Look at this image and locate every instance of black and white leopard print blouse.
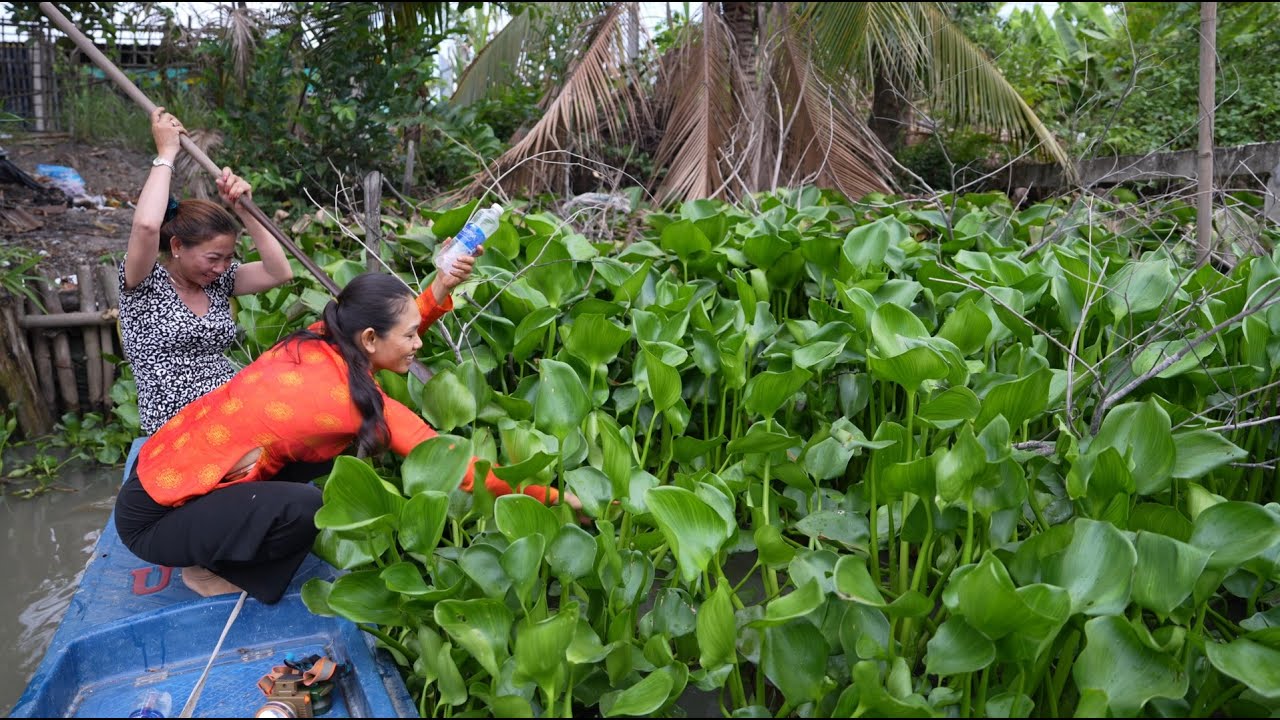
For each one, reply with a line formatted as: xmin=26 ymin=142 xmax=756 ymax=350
xmin=117 ymin=259 xmax=241 ymax=435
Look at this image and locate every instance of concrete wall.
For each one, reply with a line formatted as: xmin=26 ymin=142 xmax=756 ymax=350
xmin=992 ymin=141 xmax=1280 ymax=223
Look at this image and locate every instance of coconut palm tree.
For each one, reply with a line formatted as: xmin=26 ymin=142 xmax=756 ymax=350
xmin=450 ymin=1 xmax=1071 ymax=204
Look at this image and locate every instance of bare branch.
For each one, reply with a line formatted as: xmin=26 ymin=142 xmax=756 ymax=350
xmin=1090 ymin=277 xmax=1280 ymax=434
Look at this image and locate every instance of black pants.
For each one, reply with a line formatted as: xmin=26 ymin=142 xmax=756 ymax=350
xmin=113 ymin=460 xmax=334 ymax=604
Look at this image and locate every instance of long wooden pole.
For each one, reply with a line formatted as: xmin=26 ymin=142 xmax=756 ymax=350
xmin=38 ymin=2 xmax=338 ymax=296
xmin=37 ymin=3 xmax=434 ymax=383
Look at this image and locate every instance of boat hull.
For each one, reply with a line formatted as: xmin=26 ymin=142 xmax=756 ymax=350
xmin=11 ymin=438 xmax=416 ymax=718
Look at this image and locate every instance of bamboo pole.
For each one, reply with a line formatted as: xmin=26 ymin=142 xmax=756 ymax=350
xmin=37 ymin=2 xmax=434 ymax=385
xmin=98 ymin=263 xmax=119 ymax=408
xmin=25 ymin=295 xmax=55 ymax=410
xmin=38 ymin=1 xmax=337 ymax=296
xmin=18 ymin=310 xmax=118 ymax=329
xmin=0 ymin=297 xmax=54 ymax=436
xmin=38 ymin=274 xmax=79 ymax=414
xmin=77 ymin=263 xmax=103 ymax=410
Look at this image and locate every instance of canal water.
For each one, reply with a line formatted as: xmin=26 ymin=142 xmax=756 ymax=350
xmin=0 ymin=459 xmax=119 ymax=716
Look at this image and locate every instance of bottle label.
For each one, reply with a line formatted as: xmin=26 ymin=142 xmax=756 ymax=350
xmin=455 ymin=223 xmax=486 ymax=253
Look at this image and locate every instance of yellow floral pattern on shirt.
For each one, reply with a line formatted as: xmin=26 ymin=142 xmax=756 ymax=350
xmin=155 ymin=468 xmax=182 ymax=489
xmin=205 ymin=425 xmax=231 ymax=446
xmin=198 ymin=464 xmax=222 ymax=486
xmin=136 ymin=291 xmax=462 ymax=507
xmin=266 ymin=402 xmax=295 ymax=421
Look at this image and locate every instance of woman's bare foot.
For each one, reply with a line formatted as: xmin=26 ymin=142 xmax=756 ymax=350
xmin=181 ymin=566 xmax=244 ymax=597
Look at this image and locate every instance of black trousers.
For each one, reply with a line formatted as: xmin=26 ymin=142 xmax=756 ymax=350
xmin=113 ymin=460 xmax=334 ymax=604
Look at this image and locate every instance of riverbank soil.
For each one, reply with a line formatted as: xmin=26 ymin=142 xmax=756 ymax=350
xmin=1 ymin=133 xmax=145 ymax=281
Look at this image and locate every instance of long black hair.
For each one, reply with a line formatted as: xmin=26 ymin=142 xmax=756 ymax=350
xmin=282 ymin=273 xmax=416 ymax=456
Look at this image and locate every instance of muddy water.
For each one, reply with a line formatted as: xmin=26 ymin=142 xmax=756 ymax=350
xmin=0 ymin=460 xmax=119 ymax=716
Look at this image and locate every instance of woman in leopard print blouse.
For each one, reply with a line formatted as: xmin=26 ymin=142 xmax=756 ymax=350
xmin=119 ymin=106 xmax=294 ymax=434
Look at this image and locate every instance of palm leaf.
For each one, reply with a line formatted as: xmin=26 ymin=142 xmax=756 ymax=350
xmin=457 ymin=2 xmax=644 ymax=198
xmin=451 ymin=3 xmax=609 ymax=108
xmin=800 ymin=2 xmax=1072 ymax=170
xmin=451 ymin=8 xmax=535 ymax=107
xmin=651 ymin=3 xmax=738 ymax=203
xmin=921 ymin=4 xmax=1073 ymax=172
xmin=800 ymin=1 xmax=926 ymax=92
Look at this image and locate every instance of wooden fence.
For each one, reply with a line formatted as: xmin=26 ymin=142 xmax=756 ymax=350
xmin=0 ymin=262 xmax=120 ymax=437
xmin=1 ymin=13 xmax=170 ymax=133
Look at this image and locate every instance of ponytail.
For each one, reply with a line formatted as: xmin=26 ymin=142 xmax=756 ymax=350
xmin=280 ymin=273 xmax=415 ymax=456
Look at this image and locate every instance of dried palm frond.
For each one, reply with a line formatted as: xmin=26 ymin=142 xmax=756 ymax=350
xmin=222 ymin=4 xmax=260 ymax=92
xmin=174 ymin=128 xmax=224 ymax=201
xmin=456 ymin=3 xmax=645 ymax=199
xmin=772 ymin=8 xmax=893 ymax=199
xmin=651 ymin=3 xmax=740 ymax=204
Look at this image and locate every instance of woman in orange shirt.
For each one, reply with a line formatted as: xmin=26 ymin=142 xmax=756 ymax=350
xmin=113 ymin=250 xmax=562 ymax=603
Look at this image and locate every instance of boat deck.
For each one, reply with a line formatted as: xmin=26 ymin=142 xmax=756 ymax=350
xmin=11 ymin=439 xmax=416 ymax=718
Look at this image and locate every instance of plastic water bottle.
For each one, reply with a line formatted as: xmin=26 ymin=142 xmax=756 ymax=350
xmin=128 ymin=689 xmax=172 ymax=718
xmin=434 ymin=203 xmax=502 ymax=274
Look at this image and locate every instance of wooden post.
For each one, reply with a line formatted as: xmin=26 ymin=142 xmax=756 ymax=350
xmin=78 ymin=264 xmax=103 ymax=410
xmin=364 ymin=171 xmax=383 ymax=272
xmin=1264 ymin=160 xmax=1280 ymax=225
xmin=1195 ymin=2 xmax=1217 ymax=267
xmin=39 ymin=274 xmax=79 ymax=414
xmin=30 ymin=26 xmax=47 ymax=132
xmin=402 ymin=137 xmax=416 ymax=196
xmin=98 ymin=263 xmax=119 ymax=408
xmin=25 ymin=295 xmax=55 ymax=410
xmin=0 ymin=296 xmax=54 ymax=436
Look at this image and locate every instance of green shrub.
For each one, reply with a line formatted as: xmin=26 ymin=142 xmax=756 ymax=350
xmin=895 ymin=130 xmax=1000 ymax=192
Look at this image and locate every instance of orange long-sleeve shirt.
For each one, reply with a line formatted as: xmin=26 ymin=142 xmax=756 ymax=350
xmin=136 ymin=288 xmax=556 ymax=507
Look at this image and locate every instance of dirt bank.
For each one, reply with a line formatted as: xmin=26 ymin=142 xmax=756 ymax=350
xmin=1 ymin=133 xmax=147 ymax=282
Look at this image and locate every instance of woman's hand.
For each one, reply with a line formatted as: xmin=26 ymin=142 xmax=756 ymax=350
xmin=150 ymin=106 xmax=184 ymax=159
xmin=216 ymin=168 xmax=252 ymax=208
xmin=563 ymin=491 xmax=594 ymax=526
xmin=433 ymin=238 xmax=484 ymax=292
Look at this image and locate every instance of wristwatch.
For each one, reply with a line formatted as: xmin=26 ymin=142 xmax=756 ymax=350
xmin=152 ymin=156 xmax=175 ymax=171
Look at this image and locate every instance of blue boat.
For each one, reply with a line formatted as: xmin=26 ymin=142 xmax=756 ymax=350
xmin=11 ymin=438 xmax=416 ymax=718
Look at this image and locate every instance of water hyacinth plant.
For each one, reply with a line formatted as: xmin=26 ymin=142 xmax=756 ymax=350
xmin=254 ymin=187 xmax=1280 ymax=718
